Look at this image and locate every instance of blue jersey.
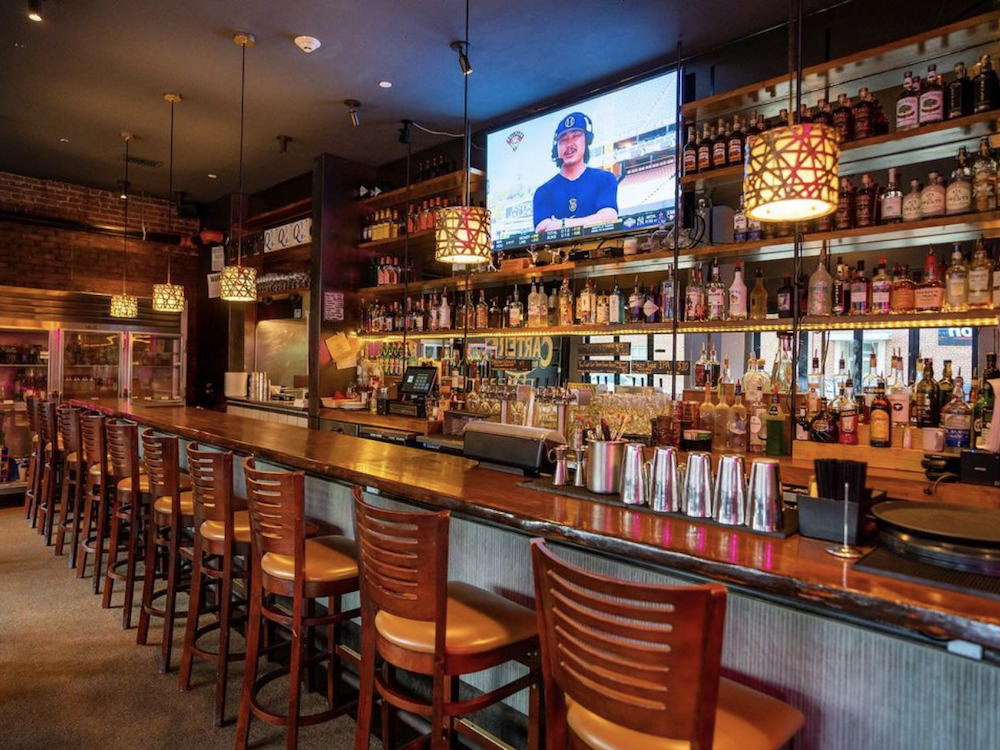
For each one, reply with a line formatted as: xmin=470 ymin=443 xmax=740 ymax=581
xmin=532 ymin=167 xmax=618 ymax=229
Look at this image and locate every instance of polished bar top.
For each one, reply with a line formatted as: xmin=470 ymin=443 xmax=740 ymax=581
xmin=78 ymin=399 xmax=1000 ymax=650
xmin=316 ymin=408 xmax=431 ymax=435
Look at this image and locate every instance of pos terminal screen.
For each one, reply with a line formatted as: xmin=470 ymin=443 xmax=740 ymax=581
xmin=399 ymin=366 xmax=437 ymax=396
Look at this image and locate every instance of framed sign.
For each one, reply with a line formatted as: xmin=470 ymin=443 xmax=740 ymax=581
xmin=323 ymin=291 xmax=344 ymax=322
xmin=578 ymin=342 xmax=631 ymax=356
xmin=577 ymin=359 xmax=632 ymax=374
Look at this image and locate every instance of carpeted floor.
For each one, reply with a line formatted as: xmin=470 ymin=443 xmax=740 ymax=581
xmin=0 ymin=504 xmax=369 ymax=750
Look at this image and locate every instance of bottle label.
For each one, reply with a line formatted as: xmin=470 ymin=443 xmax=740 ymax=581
xmin=944 ymin=415 xmax=972 ymax=448
xmin=595 ymin=305 xmax=609 ymax=325
xmin=896 ymin=95 xmax=919 ymax=129
xmin=807 ymin=280 xmax=830 ymax=315
xmin=683 ymin=150 xmax=697 ymax=174
xmin=888 ymin=392 xmax=911 ymax=423
xmin=892 ymin=287 xmax=915 ymax=311
xmin=509 ymin=308 xmax=521 ymax=327
xmin=642 ymin=298 xmax=659 ymax=319
xmin=839 ymin=410 xmax=858 ymax=443
xmin=713 ymin=141 xmax=727 ymax=166
xmin=947 ymin=276 xmax=968 ymax=304
xmin=946 ymin=181 xmax=972 ymax=214
xmin=920 ymin=187 xmax=945 ymax=217
xmin=902 ymin=193 xmax=922 ymax=222
xmin=698 ymin=148 xmax=711 ymax=172
xmin=707 ymin=289 xmax=726 ymax=319
xmin=777 ymin=291 xmax=791 ymax=312
xmin=914 ymin=286 xmax=944 ymax=310
xmin=870 ymin=410 xmax=891 ymax=442
xmin=882 ymin=195 xmax=902 ymax=220
xmin=608 ymin=299 xmax=621 ymax=324
xmin=969 ymin=268 xmax=991 ymax=304
xmin=750 ymin=414 xmax=764 ymax=442
xmin=872 ymin=287 xmax=890 ymax=313
xmin=851 ymin=283 xmax=869 ymax=313
xmin=729 ymin=290 xmax=747 ymax=317
xmin=919 ymin=91 xmax=945 ymax=123
xmin=973 ymin=171 xmax=997 ymax=212
xmin=728 ymin=139 xmax=743 ymax=164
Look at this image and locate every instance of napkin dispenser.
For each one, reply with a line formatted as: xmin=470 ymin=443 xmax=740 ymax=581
xmin=463 ymin=422 xmax=565 ymax=476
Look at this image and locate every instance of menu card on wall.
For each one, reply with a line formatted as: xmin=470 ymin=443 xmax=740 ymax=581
xmin=323 ymin=291 xmax=344 ymax=322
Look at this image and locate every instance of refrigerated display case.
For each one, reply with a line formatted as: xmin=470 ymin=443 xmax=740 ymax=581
xmin=60 ymin=330 xmax=122 ymax=400
xmin=0 ymin=328 xmax=50 ymax=403
xmin=128 ymin=333 xmax=183 ymax=402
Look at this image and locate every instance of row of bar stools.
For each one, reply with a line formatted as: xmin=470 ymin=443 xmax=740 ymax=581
xmin=137 ymin=429 xmax=195 ymax=673
xmin=350 ymin=487 xmax=540 ymax=750
xmin=179 ymin=443 xmax=251 ymax=727
xmin=236 ymin=458 xmax=360 ymax=750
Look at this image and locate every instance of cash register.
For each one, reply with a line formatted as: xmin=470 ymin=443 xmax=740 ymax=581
xmin=378 ymin=365 xmax=437 ymax=418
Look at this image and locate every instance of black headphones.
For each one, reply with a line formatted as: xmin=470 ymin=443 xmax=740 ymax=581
xmin=551 ymin=112 xmax=594 ymax=165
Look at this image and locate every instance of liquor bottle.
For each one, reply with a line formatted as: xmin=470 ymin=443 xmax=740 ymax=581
xmin=576 ymin=280 xmax=591 ymax=324
xmin=743 ymin=352 xmax=766 ymax=406
xmin=832 ymin=92 xmax=855 ymax=141
xmin=902 ymin=178 xmax=923 ymax=222
xmin=660 ymin=266 xmax=676 ymax=321
xmin=853 ymin=87 xmax=875 ymax=139
xmin=540 ymin=286 xmax=552 ymax=328
xmin=809 ymin=398 xmax=839 ymax=443
xmin=948 ymin=62 xmax=974 ymax=118
xmin=771 ymin=333 xmax=793 ymax=394
xmin=548 ymin=286 xmax=559 ymax=326
xmin=594 ymin=290 xmax=609 ymax=325
xmin=728 ymin=260 xmax=748 ymax=319
xmin=888 ymin=356 xmax=911 ymax=426
xmin=699 ymin=382 xmax=716 ymax=440
xmin=712 ymin=119 xmax=729 ymax=170
xmin=746 ymin=204 xmax=763 ymax=241
xmin=807 ymin=351 xmax=822 ymax=415
xmin=914 ymin=359 xmax=941 ymax=428
xmin=685 ymin=266 xmax=706 ymax=322
xmin=890 ymin=262 xmax=916 ymax=313
xmin=915 ymin=250 xmax=945 ymax=312
xmin=749 ymin=268 xmax=768 ymax=318
xmin=748 ymin=389 xmax=768 ymax=455
xmin=643 ymin=285 xmax=660 ymax=324
xmin=727 ymin=116 xmax=746 ymax=167
xmin=945 ymin=244 xmax=969 ymax=312
xmin=726 ymin=380 xmax=748 ymax=451
xmin=488 ymin=296 xmax=502 ymax=328
xmin=812 ymin=99 xmax=833 ymax=127
xmin=862 ymin=350 xmax=880 ymax=408
xmin=795 ymin=403 xmax=811 ymax=442
xmin=919 ymin=64 xmax=945 ymax=125
xmin=947 ymin=147 xmax=974 ymax=215
xmin=526 ymin=282 xmax=539 ymax=328
xmin=896 ymin=71 xmax=919 ymax=131
xmin=831 ymin=257 xmax=847 ymax=315
xmin=776 ymin=273 xmax=794 ymax=319
xmin=508 ymin=285 xmax=523 ymax=328
xmin=838 ymin=378 xmax=859 ymax=445
xmin=438 ymin=291 xmax=452 ymax=329
xmin=870 ymin=256 xmax=892 ymax=315
xmin=713 ymin=383 xmax=731 ymax=451
xmin=972 ymin=137 xmax=998 ymax=212
xmin=706 ymin=260 xmax=726 ymax=321
xmin=720 ymin=355 xmax=733 ymax=385
xmin=697 ymin=123 xmax=713 ymax=172
xmin=855 ymin=174 xmax=880 ymax=227
xmin=807 ymin=249 xmax=833 ymax=316
xmin=968 ymin=238 xmax=993 ymax=308
xmin=734 ymin=196 xmax=748 ymax=243
xmin=628 ymin=276 xmax=643 ymax=323
xmin=921 ymin=171 xmax=946 ymax=218
xmin=683 ymin=125 xmax=698 ymax=175
xmin=973 ymin=54 xmax=1000 ymax=113
xmin=694 ymin=343 xmax=708 ymax=388
xmin=850 ymin=261 xmax=869 ymax=315
xmin=881 ymin=167 xmax=903 ymax=223
xmin=608 ymin=277 xmax=625 ymax=324
xmin=870 ymin=378 xmax=892 ymax=448
xmin=941 ymin=384 xmax=973 ymax=449
xmin=559 ymin=276 xmax=574 ymax=326
xmin=974 ymin=353 xmax=998 ymax=448
xmin=938 ymin=359 xmax=955 ymax=414
xmin=835 ymin=176 xmax=856 ymax=230
xmin=707 ymin=344 xmax=721 ymax=387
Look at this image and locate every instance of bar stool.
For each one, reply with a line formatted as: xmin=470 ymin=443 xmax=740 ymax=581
xmin=54 ymin=406 xmax=86 ymax=566
xmin=529 ymin=539 xmax=805 ymax=750
xmin=136 ymin=429 xmax=195 ymax=672
xmin=236 ymin=458 xmax=360 ymax=750
xmin=352 ymin=487 xmax=540 ymax=750
xmin=36 ymin=400 xmax=64 ymax=545
xmin=22 ymin=395 xmax=40 ymax=524
xmin=178 ymin=443 xmax=251 ymax=726
xmin=75 ymin=413 xmax=112 ymax=593
xmin=102 ymin=420 xmax=151 ymax=629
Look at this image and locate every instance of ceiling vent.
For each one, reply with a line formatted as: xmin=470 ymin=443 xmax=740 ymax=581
xmin=121 ymin=153 xmax=162 ymax=168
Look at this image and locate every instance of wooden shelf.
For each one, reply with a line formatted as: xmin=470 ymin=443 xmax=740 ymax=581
xmin=681 ymin=11 xmax=1000 ymax=122
xmin=358 ymin=229 xmax=435 ymax=251
xmin=800 ymin=309 xmax=998 ymax=331
xmin=680 ymin=110 xmax=1000 ymax=191
xmin=359 ymin=261 xmax=577 ymax=297
xmin=242 ymin=198 xmax=311 ymax=233
xmin=259 ymin=245 xmax=311 ymax=269
xmin=359 ymin=169 xmax=485 ymax=211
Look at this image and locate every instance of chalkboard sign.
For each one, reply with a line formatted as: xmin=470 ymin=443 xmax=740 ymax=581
xmin=630 ymin=360 xmax=691 ymax=375
xmin=577 ymin=359 xmax=632 ymax=374
xmin=578 ymin=342 xmax=632 ymax=356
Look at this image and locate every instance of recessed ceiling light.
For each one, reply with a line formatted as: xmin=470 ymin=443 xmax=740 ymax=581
xmin=207 ymin=173 xmax=218 ymax=179
xmin=378 ymin=80 xmax=393 ymax=89
xmin=59 ymin=137 xmax=69 ymax=143
xmin=27 ymin=0 xmax=42 ymax=22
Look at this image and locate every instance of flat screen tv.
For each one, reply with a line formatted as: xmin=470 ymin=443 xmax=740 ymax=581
xmin=486 ymin=69 xmax=677 ymax=252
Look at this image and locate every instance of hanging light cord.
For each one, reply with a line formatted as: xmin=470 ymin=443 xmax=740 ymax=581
xmin=122 ymin=137 xmax=129 ymax=295
xmin=462 ymin=0 xmax=471 ymax=207
xmin=237 ymin=38 xmax=247 ymax=266
xmin=166 ymin=99 xmax=174 ymax=284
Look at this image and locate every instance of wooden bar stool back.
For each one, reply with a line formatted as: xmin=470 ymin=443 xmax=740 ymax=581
xmin=236 ymin=457 xmax=360 ymax=750
xmin=36 ymin=400 xmax=63 ymax=544
xmin=136 ymin=429 xmax=195 ymax=673
xmin=102 ymin=419 xmax=147 ymax=629
xmin=76 ymin=413 xmax=111 ymax=593
xmin=179 ymin=443 xmax=251 ymax=726
xmin=22 ymin=395 xmax=41 ymax=523
xmin=352 ymin=487 xmax=540 ymax=750
xmin=530 ymin=539 xmax=804 ymax=750
xmin=54 ymin=406 xmax=85 ymax=564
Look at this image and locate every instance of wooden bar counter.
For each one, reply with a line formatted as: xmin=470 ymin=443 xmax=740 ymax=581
xmin=73 ymin=399 xmax=1000 ymax=748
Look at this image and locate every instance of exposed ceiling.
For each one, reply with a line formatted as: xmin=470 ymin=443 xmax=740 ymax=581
xmin=0 ymin=0 xmax=843 ymax=204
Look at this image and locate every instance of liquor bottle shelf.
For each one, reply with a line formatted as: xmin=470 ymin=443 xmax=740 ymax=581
xmin=680 ymin=110 xmax=1000 ymax=191
xmin=357 ymin=228 xmax=435 ymax=251
xmin=356 ymin=309 xmax=997 ymax=341
xmin=680 ymin=11 xmax=1000 ymax=122
xmin=358 ymin=169 xmax=485 ymax=211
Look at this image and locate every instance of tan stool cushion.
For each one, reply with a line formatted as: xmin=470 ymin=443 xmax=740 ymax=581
xmin=261 ymin=535 xmax=358 ymax=583
xmin=116 ymin=472 xmax=192 ymax=494
xmin=565 ymin=678 xmax=805 ymax=750
xmin=200 ymin=510 xmax=251 ymax=543
xmin=152 ymin=491 xmax=195 ymax=517
xmin=375 ymin=581 xmax=538 ymax=657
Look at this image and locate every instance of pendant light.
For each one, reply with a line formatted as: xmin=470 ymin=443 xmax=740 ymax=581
xmin=220 ymin=32 xmax=258 ymax=302
xmin=434 ymin=0 xmax=491 ymax=265
xmin=152 ymin=93 xmax=186 ymax=312
xmin=110 ymin=132 xmax=138 ymax=318
xmin=742 ymin=0 xmax=839 ymax=223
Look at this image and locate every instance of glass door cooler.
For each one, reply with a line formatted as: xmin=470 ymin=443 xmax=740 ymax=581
xmin=127 ymin=332 xmax=184 ymax=402
xmin=59 ymin=330 xmax=123 ymax=400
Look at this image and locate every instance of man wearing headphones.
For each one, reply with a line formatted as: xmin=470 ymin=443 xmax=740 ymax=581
xmin=533 ymin=112 xmax=619 ymax=234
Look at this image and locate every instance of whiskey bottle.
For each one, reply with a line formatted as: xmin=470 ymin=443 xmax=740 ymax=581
xmin=947 ymin=62 xmax=973 ymax=119
xmin=850 ymin=261 xmax=870 ymax=315
xmin=870 ymin=256 xmax=892 ymax=315
xmin=974 ymin=353 xmax=998 ymax=448
xmin=944 ymin=244 xmax=969 ymax=312
xmin=938 ymin=359 xmax=955 ymax=414
xmin=941 ymin=384 xmax=972 ymax=449
xmin=902 ymin=178 xmax=923 ymax=222
xmin=838 ymin=378 xmax=859 ymax=445
xmin=713 ymin=382 xmax=731 ymax=451
xmin=488 ymin=296 xmax=502 ymax=329
xmin=809 ymin=398 xmax=839 ymax=443
xmin=896 ymin=71 xmax=919 ymax=131
xmin=683 ymin=126 xmax=698 ymax=175
xmin=835 ymin=176 xmax=856 ymax=230
xmin=914 ymin=250 xmax=945 ymax=312
xmin=707 ymin=344 xmax=721 ymax=387
xmin=972 ymin=137 xmax=998 ymax=212
xmin=947 ymin=147 xmax=974 ymax=215
xmin=973 ymin=54 xmax=1000 ymax=113
xmin=727 ymin=116 xmax=746 ymax=166
xmin=890 ymin=262 xmax=916 ymax=313
xmin=914 ymin=359 xmax=941 ymax=428
xmin=869 ymin=378 xmax=892 ymax=448
xmin=881 ymin=168 xmax=903 ymax=223
xmin=476 ymin=290 xmax=489 ymax=329
xmin=968 ymin=238 xmax=993 ymax=309
xmin=918 ymin=64 xmax=945 ymax=125
xmin=807 ymin=249 xmax=833 ymax=316
xmin=694 ymin=343 xmax=708 ymax=388
xmin=853 ymin=87 xmax=876 ymax=139
xmin=776 ymin=272 xmax=794 ymax=319
xmin=855 ymin=173 xmax=880 ymax=227
xmin=832 ymin=92 xmax=855 ymax=141
xmin=750 ymin=268 xmax=768 ymax=319
xmin=920 ymin=171 xmax=946 ymax=218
